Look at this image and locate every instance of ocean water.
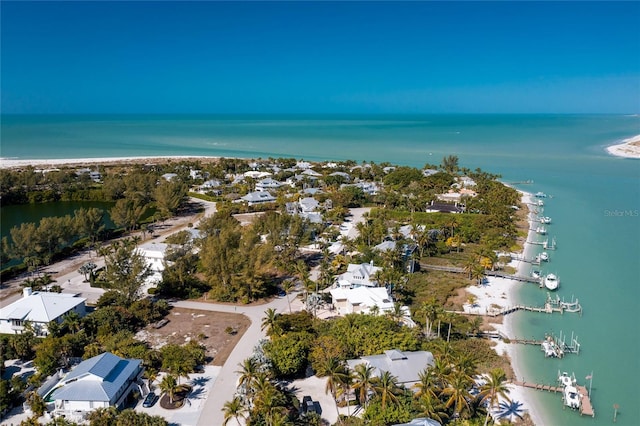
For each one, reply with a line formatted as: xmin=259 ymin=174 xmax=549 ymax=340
xmin=2 ymin=114 xmax=639 ymax=425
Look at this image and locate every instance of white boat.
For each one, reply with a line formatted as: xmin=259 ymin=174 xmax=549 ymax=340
xmin=536 ymin=226 xmax=547 ymax=235
xmin=541 ymin=339 xmax=558 ymax=357
xmin=539 ymin=252 xmax=549 ymax=262
xmin=563 ymin=384 xmax=581 ymax=410
xmin=544 ymin=273 xmax=560 ymax=290
xmin=558 ymin=371 xmax=576 ymax=387
xmin=537 ymin=199 xmax=545 ymax=206
xmin=535 ymin=192 xmax=547 ymax=198
xmin=531 ymin=270 xmax=541 ymax=279
xmin=539 ymin=216 xmax=552 ymax=224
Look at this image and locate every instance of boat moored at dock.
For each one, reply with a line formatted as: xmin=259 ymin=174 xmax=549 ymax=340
xmin=544 ymin=273 xmax=560 ymax=290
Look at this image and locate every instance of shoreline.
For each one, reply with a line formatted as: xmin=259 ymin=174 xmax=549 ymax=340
xmin=606 ymin=134 xmax=640 ymax=159
xmin=460 ymin=191 xmax=545 ymax=425
xmin=2 ymin=154 xmax=546 ymax=423
xmin=0 ymin=156 xmax=224 ymax=169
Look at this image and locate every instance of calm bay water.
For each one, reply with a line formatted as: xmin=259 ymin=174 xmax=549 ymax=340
xmin=1 ymin=114 xmax=639 ymax=425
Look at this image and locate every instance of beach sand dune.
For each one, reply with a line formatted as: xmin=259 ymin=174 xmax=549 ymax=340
xmin=606 ymin=134 xmax=640 ymax=159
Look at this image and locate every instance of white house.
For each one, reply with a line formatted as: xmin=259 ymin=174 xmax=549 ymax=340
xmin=347 ymin=350 xmax=435 ymax=389
xmin=50 ymin=352 xmax=144 ymax=421
xmin=329 ymin=286 xmax=394 ymax=316
xmin=161 ymin=173 xmax=178 ymax=181
xmin=0 ymin=289 xmax=86 ymax=336
xmin=136 ymin=242 xmax=169 ymax=285
xmin=334 ymin=262 xmax=382 ymax=288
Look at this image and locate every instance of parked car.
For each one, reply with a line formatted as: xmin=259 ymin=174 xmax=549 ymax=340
xmin=301 ymin=395 xmax=321 ymax=415
xmin=142 ymin=391 xmax=158 ymax=408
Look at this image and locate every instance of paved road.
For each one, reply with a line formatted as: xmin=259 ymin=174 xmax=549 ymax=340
xmin=173 ymin=294 xmax=297 ymax=426
xmin=1 ymin=198 xmax=217 ymax=307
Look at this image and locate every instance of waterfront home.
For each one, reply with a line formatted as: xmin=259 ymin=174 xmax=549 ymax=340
xmin=334 ymin=262 xmax=382 ymax=288
xmin=49 ymin=352 xmax=145 ymax=422
xmin=329 ymin=286 xmax=394 ymax=315
xmin=347 ymin=350 xmax=435 ymax=390
xmin=0 ymin=289 xmax=86 ymax=336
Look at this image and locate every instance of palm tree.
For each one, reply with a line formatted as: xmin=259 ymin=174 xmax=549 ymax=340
xmin=160 ymin=374 xmax=178 ymax=404
xmin=338 ymin=369 xmax=354 ymax=418
xmin=372 ymin=371 xmax=400 ymax=409
xmin=62 ymin=311 xmax=82 ymax=334
xmin=418 ymin=392 xmax=449 ymax=425
xmin=261 ymin=308 xmax=280 ymax=336
xmin=352 ymin=363 xmax=376 ymax=409
xmin=442 ymin=371 xmax=472 ymax=419
xmin=414 ymin=368 xmax=440 ymax=401
xmin=419 ymin=297 xmax=443 ymax=338
xmin=478 ymin=368 xmax=511 ymax=426
xmin=386 ymin=302 xmax=405 ymax=324
xmin=282 ymin=279 xmax=295 ymax=313
xmin=236 ymin=358 xmax=259 ymax=397
xmin=454 ymin=352 xmax=478 ymax=383
xmin=223 ymin=396 xmax=247 ymax=426
xmin=145 ymin=368 xmax=159 ymax=391
xmin=322 ymin=357 xmax=347 ymax=423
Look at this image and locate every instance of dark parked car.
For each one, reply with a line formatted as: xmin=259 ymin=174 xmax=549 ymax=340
xmin=142 ymin=391 xmax=158 ymax=408
xmin=301 ymin=395 xmax=321 ymax=415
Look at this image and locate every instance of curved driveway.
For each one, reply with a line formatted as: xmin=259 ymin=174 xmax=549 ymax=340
xmin=173 ymin=294 xmax=297 ymax=426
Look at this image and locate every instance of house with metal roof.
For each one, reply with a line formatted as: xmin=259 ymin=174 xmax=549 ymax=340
xmin=0 ymin=289 xmax=86 ymax=336
xmin=334 ymin=262 xmax=382 ymax=288
xmin=239 ymin=191 xmax=277 ymax=205
xmin=50 ymin=352 xmax=144 ymax=420
xmin=329 ymin=286 xmax=394 ymax=316
xmin=347 ymin=349 xmax=435 ymax=389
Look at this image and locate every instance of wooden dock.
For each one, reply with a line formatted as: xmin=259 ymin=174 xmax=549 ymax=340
xmin=576 ymin=385 xmax=595 ymax=417
xmin=511 ymin=380 xmax=562 ymax=393
xmin=420 ymin=264 xmax=542 ymax=284
xmin=511 ymin=381 xmax=595 ymax=418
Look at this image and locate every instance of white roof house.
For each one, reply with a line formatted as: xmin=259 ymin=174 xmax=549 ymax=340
xmin=161 ymin=173 xmax=178 ymax=181
xmin=0 ymin=289 xmax=86 ymax=336
xmin=347 ymin=350 xmax=435 ymax=389
xmin=329 ymin=286 xmax=395 ymax=316
xmin=137 ymin=242 xmax=169 ymax=286
xmin=335 ymin=262 xmax=382 ymax=288
xmin=50 ymin=352 xmax=144 ymax=421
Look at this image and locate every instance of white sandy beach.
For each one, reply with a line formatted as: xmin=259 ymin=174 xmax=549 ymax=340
xmin=460 ymin=192 xmax=545 ymax=425
xmin=606 ymin=134 xmax=640 ymax=159
xmin=0 ymin=156 xmax=221 ymax=169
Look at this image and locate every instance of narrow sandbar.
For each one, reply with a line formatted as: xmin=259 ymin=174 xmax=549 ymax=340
xmin=606 ymin=134 xmax=640 ymax=159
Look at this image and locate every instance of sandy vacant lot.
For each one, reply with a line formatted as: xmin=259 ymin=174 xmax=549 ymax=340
xmin=137 ymin=307 xmax=251 ymax=366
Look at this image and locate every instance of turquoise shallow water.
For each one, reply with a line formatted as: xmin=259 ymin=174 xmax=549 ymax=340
xmin=2 ymin=114 xmax=639 ymax=425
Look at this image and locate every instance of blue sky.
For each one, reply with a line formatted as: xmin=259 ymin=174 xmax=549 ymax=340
xmin=2 ymin=1 xmax=639 ymax=114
